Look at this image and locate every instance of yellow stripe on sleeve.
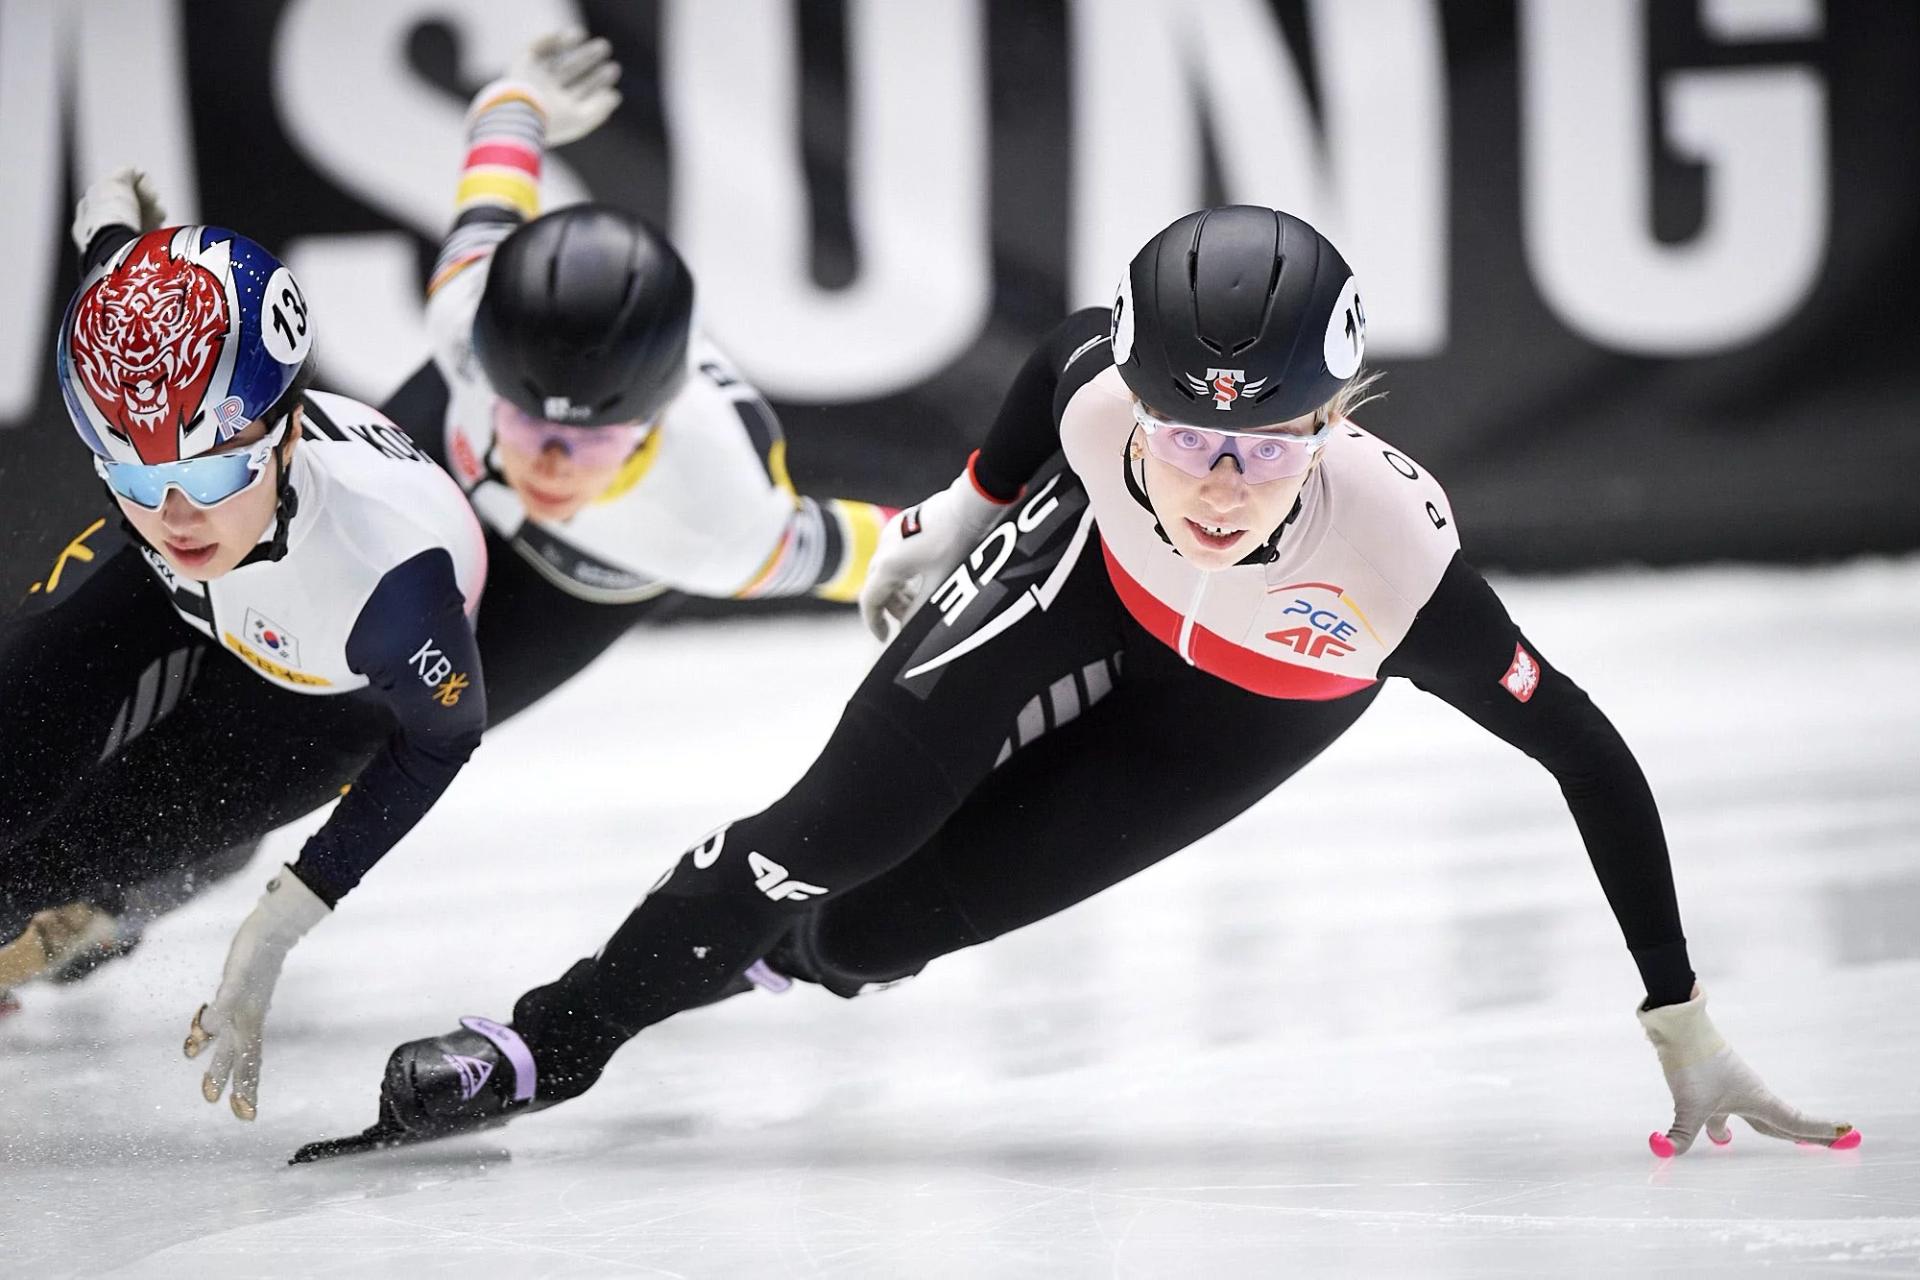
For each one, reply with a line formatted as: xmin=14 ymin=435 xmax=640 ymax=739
xmin=455 ymin=170 xmax=540 ymax=219
xmin=813 ymin=499 xmax=888 ymax=603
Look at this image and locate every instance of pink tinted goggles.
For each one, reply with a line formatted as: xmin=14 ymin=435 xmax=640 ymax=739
xmin=1133 ymin=401 xmax=1330 ymax=484
xmin=492 ymin=400 xmax=651 ymax=468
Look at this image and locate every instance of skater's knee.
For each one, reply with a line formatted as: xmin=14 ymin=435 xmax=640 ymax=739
xmin=766 ymin=886 xmax=986 ymax=1001
xmin=765 ymin=918 xmax=926 ymax=1000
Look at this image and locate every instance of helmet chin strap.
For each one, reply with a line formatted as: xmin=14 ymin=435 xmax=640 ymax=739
xmin=262 ymin=440 xmax=300 ymax=563
xmin=234 ymin=417 xmax=302 ymax=568
xmin=1122 ymin=436 xmax=1301 ymax=566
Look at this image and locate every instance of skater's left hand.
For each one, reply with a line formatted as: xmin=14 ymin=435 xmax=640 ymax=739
xmin=183 ymin=868 xmax=329 ymax=1121
xmin=71 ymin=166 xmax=166 ymax=255
xmin=502 ymin=29 xmax=622 ymax=145
xmin=1638 ymin=985 xmax=1859 ymax=1157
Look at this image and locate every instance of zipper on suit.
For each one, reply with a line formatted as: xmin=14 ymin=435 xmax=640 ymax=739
xmin=1175 ymin=573 xmax=1208 ymax=664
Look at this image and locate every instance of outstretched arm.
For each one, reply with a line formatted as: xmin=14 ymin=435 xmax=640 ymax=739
xmin=183 ymin=551 xmax=486 ymax=1122
xmin=971 ymin=306 xmax=1113 ymax=500
xmin=1381 ymin=554 xmax=1692 ymax=1004
xmin=291 ymin=549 xmax=488 ymax=904
xmin=733 ymin=494 xmax=896 ymax=603
xmin=424 ymin=31 xmax=622 ymax=379
xmin=1384 ymin=554 xmax=1856 ymax=1156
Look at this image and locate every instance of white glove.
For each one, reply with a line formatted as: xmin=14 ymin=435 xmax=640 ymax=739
xmin=1638 ymin=986 xmax=1858 ymax=1156
xmin=500 ymin=29 xmax=622 ymax=146
xmin=183 ymin=867 xmax=329 ymax=1121
xmin=858 ymin=463 xmax=1016 ymax=641
xmin=71 ymin=166 xmax=166 ymax=255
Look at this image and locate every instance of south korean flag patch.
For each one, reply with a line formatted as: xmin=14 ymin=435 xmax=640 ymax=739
xmin=244 ymin=608 xmax=301 ymax=669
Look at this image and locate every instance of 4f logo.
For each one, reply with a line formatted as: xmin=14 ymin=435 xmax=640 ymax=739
xmin=1183 ymin=368 xmax=1268 ymax=411
xmin=747 ymin=851 xmax=826 ymax=902
xmin=434 ymin=672 xmax=470 ymax=707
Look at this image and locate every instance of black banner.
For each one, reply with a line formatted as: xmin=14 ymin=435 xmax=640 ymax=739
xmin=4 ymin=0 xmax=1916 ymax=608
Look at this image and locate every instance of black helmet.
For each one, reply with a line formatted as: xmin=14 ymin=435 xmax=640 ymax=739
xmin=473 ymin=204 xmax=695 ymax=426
xmin=1111 ymin=205 xmax=1364 ymax=428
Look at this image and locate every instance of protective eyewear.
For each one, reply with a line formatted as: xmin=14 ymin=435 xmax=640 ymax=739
xmin=1133 ymin=401 xmax=1330 ymax=484
xmin=95 ymin=417 xmax=289 ymax=510
xmin=492 ymin=400 xmax=651 ymax=468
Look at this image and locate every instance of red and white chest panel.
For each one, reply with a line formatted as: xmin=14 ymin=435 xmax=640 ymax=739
xmin=1060 ymin=368 xmax=1460 ymax=700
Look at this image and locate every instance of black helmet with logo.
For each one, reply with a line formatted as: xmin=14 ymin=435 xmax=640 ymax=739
xmin=1111 ymin=205 xmax=1364 ymax=428
xmin=472 ymin=204 xmax=695 ymax=427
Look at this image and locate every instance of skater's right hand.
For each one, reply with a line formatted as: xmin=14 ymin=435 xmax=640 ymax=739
xmin=71 ymin=166 xmax=166 ymax=255
xmin=859 ymin=456 xmax=1017 ymax=641
xmin=501 ymin=29 xmax=623 ymax=146
xmin=1638 ymin=986 xmax=1859 ymax=1157
xmin=183 ymin=868 xmax=329 ymax=1121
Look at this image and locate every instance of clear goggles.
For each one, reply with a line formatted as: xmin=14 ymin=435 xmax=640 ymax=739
xmin=492 ymin=400 xmax=652 ymax=468
xmin=95 ymin=417 xmax=290 ymax=511
xmin=1132 ymin=400 xmax=1331 ymax=484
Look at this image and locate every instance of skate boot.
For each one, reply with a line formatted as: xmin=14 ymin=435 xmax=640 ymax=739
xmin=48 ymin=916 xmax=142 ymax=984
xmin=291 ymin=1016 xmax=541 ymax=1163
xmin=384 ymin=1016 xmax=539 ymax=1133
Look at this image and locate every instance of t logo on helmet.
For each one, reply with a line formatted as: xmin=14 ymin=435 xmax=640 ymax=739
xmin=1183 ymin=368 xmax=1269 ymax=411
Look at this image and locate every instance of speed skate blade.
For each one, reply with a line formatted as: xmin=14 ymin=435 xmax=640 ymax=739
xmin=289 ymin=1113 xmax=509 ymax=1165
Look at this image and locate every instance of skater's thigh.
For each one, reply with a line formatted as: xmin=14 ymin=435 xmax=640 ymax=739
xmin=733 ymin=464 xmax=1120 ymax=881
xmin=851 ymin=661 xmax=1384 ymax=950
xmin=837 ymin=459 xmax=1118 ymax=797
xmin=0 ymin=534 xmax=207 ymax=851
xmin=11 ymin=655 xmax=395 ymax=906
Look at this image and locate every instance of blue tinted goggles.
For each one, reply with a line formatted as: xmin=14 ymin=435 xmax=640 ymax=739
xmin=94 ymin=418 xmax=289 ymax=510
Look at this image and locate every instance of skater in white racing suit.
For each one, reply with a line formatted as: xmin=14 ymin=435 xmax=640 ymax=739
xmin=381 ymin=31 xmax=892 ymax=723
xmin=1 ymin=173 xmax=487 ymax=1123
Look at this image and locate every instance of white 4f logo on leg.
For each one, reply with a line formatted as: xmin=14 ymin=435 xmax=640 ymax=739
xmin=747 ymin=851 xmax=826 ymax=902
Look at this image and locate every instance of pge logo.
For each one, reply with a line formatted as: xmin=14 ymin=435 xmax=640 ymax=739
xmin=929 ymin=473 xmax=1063 ymax=626
xmin=1265 ymin=582 xmax=1376 ymax=661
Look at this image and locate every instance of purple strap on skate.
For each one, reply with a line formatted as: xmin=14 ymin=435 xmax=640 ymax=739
xmin=460 ymin=1015 xmax=536 ymax=1103
xmin=744 ymin=959 xmax=792 ymax=994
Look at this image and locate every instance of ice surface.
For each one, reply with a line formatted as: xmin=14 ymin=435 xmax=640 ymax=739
xmin=3 ymin=559 xmax=1917 ymax=1278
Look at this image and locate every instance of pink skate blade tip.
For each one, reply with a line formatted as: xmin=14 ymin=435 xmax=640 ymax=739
xmin=1831 ymin=1129 xmax=1862 ymax=1150
xmin=1648 ymin=1132 xmax=1676 ymax=1158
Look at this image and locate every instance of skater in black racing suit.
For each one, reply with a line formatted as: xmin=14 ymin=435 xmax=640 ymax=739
xmin=304 ymin=207 xmax=1857 ymax=1163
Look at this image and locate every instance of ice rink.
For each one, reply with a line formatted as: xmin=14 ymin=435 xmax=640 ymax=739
xmin=3 ymin=558 xmax=1916 ymax=1278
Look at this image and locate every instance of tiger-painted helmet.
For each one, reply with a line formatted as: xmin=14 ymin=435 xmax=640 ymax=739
xmin=56 ymin=225 xmax=314 ymax=464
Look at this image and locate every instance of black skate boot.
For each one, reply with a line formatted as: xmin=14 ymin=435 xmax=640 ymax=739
xmin=291 ymin=1016 xmax=541 ymax=1163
